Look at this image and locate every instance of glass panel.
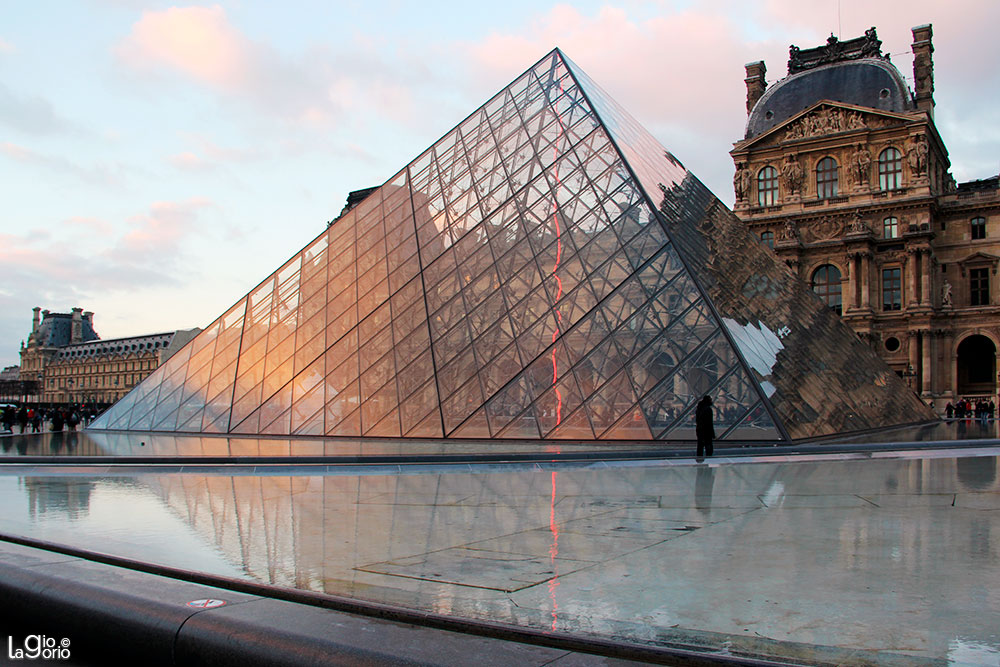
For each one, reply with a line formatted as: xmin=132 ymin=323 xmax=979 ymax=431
xmin=587 ymin=370 xmax=638 ymax=437
xmin=364 ymin=406 xmax=401 ymax=437
xmin=495 ymin=404 xmax=541 ymax=439
xmin=449 ymin=407 xmax=491 ymax=438
xmin=399 ymin=379 xmax=439 ymax=434
xmin=405 ymin=410 xmax=444 ymax=438
xmin=479 ymin=341 xmax=522 ymax=398
xmin=437 ymin=345 xmax=480 ymax=401
xmin=442 ymin=374 xmax=484 ymax=434
xmin=545 ymin=405 xmax=596 ymax=440
xmin=601 ymin=404 xmax=652 ymax=440
xmin=395 ymin=349 xmax=434 ymax=403
xmin=485 ymin=375 xmax=533 ymax=436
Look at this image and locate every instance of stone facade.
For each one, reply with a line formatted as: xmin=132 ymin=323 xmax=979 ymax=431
xmin=18 ymin=307 xmax=199 ymax=405
xmin=732 ymin=25 xmax=1000 ymax=413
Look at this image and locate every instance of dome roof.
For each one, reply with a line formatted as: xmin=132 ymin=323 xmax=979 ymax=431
xmin=746 ymin=58 xmax=912 ymax=139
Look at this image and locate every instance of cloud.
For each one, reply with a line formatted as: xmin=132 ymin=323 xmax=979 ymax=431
xmin=117 ymin=5 xmax=250 ymax=88
xmin=169 ymin=151 xmax=211 ymax=171
xmin=1 ymin=142 xmax=120 ymax=186
xmin=168 ymin=133 xmax=263 ymax=171
xmin=114 ymin=5 xmax=432 ymax=130
xmin=0 ymin=38 xmax=13 ymax=53
xmin=0 ymin=199 xmax=212 ymax=305
xmin=109 ymin=198 xmax=214 ymax=264
xmin=0 ymin=83 xmax=73 ymax=134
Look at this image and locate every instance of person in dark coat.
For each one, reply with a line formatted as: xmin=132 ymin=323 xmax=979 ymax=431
xmin=695 ymin=395 xmax=716 ymax=459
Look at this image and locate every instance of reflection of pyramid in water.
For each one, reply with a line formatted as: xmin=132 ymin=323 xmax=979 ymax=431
xmin=91 ymin=49 xmax=933 ymax=441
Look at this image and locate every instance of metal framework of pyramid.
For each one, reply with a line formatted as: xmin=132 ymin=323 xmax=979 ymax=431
xmin=90 ymin=49 xmax=934 ymax=441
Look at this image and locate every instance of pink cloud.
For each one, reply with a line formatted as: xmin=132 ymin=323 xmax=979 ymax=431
xmin=168 ymin=151 xmax=211 ymax=171
xmin=117 ymin=5 xmax=250 ymax=89
xmin=115 ymin=6 xmax=429 ymax=131
xmin=113 ymin=198 xmax=213 ymax=260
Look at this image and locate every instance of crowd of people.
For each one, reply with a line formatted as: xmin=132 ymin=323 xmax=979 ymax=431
xmin=0 ymin=404 xmax=102 ymax=434
xmin=945 ymin=398 xmax=996 ymax=420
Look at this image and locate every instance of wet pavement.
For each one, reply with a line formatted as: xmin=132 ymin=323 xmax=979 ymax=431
xmin=0 ymin=425 xmax=998 ymax=665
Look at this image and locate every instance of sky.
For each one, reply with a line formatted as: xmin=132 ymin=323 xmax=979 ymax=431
xmin=2 ymin=0 xmax=998 ymax=368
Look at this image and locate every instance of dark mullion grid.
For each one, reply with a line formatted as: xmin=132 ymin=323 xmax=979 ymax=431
xmin=539 ymin=264 xmax=704 ymax=439
xmin=647 ymin=354 xmax=743 ymax=440
xmin=463 ymin=232 xmax=683 ymax=439
xmin=406 ymin=158 xmax=450 ymax=438
xmin=557 ymin=49 xmax=791 ymax=442
xmin=442 ymin=57 xmax=570 ymax=436
xmin=715 ymin=380 xmax=772 ymax=442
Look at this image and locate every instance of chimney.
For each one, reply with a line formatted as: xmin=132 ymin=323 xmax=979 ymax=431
xmin=745 ymin=61 xmax=767 ymax=114
xmin=83 ymin=311 xmax=94 ymax=327
xmin=71 ymin=307 xmax=83 ymax=344
xmin=911 ymin=24 xmax=934 ymax=118
xmin=32 ymin=307 xmax=40 ymax=334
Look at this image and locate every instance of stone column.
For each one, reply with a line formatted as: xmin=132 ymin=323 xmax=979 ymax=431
xmin=906 ymin=249 xmax=919 ymax=308
xmin=920 ymin=249 xmax=932 ymax=307
xmin=860 ymin=253 xmax=872 ymax=309
xmin=921 ymin=330 xmax=932 ymax=396
xmin=845 ymin=254 xmax=857 ymax=310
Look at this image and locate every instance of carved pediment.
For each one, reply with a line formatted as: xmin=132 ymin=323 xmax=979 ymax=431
xmin=958 ymin=252 xmax=1000 ymax=276
xmin=735 ymin=102 xmax=912 ymax=151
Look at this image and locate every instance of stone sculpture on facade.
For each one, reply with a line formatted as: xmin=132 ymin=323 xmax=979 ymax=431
xmin=848 ymin=210 xmax=870 ymax=234
xmin=908 ymin=135 xmax=929 ymax=176
xmin=781 ymin=154 xmax=804 ymax=195
xmin=850 ymin=143 xmax=872 ymax=188
xmin=784 ymin=107 xmax=868 ymax=141
xmin=942 ymin=280 xmax=953 ymax=307
xmin=734 ymin=162 xmax=751 ymax=202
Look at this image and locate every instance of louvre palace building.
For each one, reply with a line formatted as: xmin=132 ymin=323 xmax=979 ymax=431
xmin=16 ymin=306 xmax=199 ymax=406
xmin=732 ymin=25 xmax=1000 ymax=413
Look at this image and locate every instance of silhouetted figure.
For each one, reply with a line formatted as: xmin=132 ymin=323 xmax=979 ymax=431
xmin=695 ymin=395 xmax=716 ymax=459
xmin=945 ymin=402 xmax=954 ymax=419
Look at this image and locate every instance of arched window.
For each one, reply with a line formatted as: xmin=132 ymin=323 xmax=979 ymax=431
xmin=757 ymin=166 xmax=778 ymax=206
xmin=883 ymin=216 xmax=899 ymax=239
xmin=972 ymin=216 xmax=987 ymax=240
xmin=816 ymin=157 xmax=838 ymax=198
xmin=811 ymin=264 xmax=842 ymax=315
xmin=878 ymin=147 xmax=902 ymax=190
xmin=760 ymin=231 xmax=774 ymax=249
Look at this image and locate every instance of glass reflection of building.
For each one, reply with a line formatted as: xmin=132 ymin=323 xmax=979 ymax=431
xmin=24 ymin=477 xmax=93 ymax=520
xmin=90 ymin=49 xmax=933 ymax=443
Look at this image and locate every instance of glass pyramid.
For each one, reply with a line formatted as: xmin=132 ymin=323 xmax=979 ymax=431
xmin=90 ymin=49 xmax=934 ymax=441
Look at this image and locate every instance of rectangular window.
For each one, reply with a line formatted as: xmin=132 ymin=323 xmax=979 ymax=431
xmin=882 ymin=268 xmax=902 ymax=311
xmin=972 ymin=217 xmax=986 ymax=240
xmin=970 ymin=267 xmax=989 ymax=306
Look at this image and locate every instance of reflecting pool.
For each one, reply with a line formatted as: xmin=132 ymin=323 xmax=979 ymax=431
xmin=1 ymin=442 xmax=998 ymax=664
